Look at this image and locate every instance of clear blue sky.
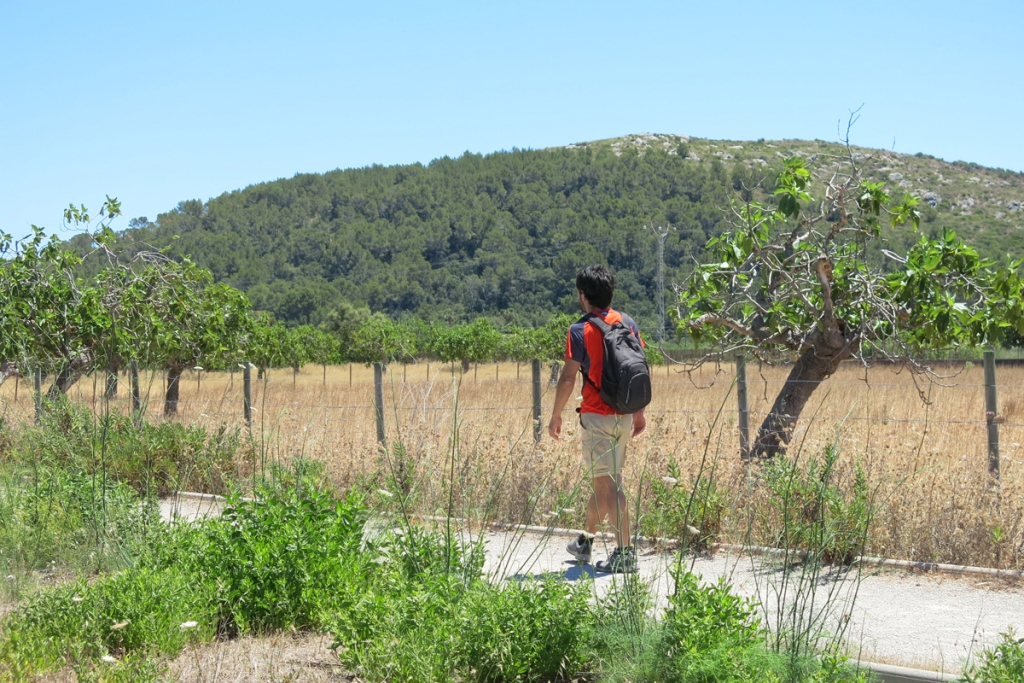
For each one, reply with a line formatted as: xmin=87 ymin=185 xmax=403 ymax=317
xmin=2 ymin=1 xmax=1021 ymax=237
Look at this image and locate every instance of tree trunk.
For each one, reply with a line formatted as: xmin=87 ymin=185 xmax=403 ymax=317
xmin=46 ymin=351 xmax=93 ymax=399
xmin=751 ymin=335 xmax=856 ymax=460
xmin=461 ymin=358 xmax=470 ymax=374
xmin=164 ymin=364 xmax=184 ymax=415
xmin=105 ymin=357 xmax=120 ymax=399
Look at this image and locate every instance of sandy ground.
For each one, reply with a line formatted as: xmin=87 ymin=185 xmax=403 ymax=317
xmin=159 ymin=495 xmax=1024 ymax=676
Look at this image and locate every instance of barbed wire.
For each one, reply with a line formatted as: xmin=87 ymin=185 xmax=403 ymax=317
xmin=11 ymin=396 xmax=1024 ymax=429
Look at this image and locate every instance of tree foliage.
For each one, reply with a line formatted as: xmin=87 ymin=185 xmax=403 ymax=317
xmin=72 ymin=146 xmax=739 ymax=328
xmin=677 ymin=145 xmax=1024 ymax=459
xmin=1 ymin=200 xmax=252 ymax=414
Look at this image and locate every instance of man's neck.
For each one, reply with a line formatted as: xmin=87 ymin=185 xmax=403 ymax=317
xmin=585 ymin=305 xmax=610 ymax=315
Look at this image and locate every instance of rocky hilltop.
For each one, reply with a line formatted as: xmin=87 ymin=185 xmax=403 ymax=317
xmin=565 ymin=133 xmax=1023 ymax=257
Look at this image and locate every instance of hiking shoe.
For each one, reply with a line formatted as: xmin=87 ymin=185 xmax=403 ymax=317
xmin=566 ymin=533 xmax=593 ymax=563
xmin=595 ymin=546 xmax=637 ymax=574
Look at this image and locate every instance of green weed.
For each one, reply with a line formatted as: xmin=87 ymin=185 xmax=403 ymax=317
xmin=643 ymin=458 xmax=727 ymax=550
xmin=964 ymin=631 xmax=1024 ymax=683
xmin=328 ymin=533 xmax=591 ymax=683
xmin=144 ymin=481 xmax=368 ymax=634
xmin=0 ymin=567 xmax=216 ymax=678
xmin=759 ymin=446 xmax=873 ymax=566
xmin=12 ymin=401 xmax=239 ymax=496
xmin=0 ymin=461 xmax=154 ymax=592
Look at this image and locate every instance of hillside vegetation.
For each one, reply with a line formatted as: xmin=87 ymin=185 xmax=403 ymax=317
xmin=71 ymin=133 xmax=1024 ymax=329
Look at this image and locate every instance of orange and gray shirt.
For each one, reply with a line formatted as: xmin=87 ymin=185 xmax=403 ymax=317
xmin=566 ymin=308 xmax=643 ymax=416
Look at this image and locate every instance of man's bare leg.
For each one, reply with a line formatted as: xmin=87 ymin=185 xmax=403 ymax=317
xmin=586 ymin=474 xmax=631 ymax=548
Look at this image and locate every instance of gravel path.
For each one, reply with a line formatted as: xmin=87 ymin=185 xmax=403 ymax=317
xmin=481 ymin=528 xmax=1024 ymax=675
xmin=160 ymin=496 xmax=1024 ymax=675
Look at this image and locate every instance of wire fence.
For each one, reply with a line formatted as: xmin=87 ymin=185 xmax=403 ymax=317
xmin=5 ymin=356 xmax=1024 ymax=479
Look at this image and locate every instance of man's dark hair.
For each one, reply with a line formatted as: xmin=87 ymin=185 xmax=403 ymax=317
xmin=576 ymin=265 xmax=615 ymax=309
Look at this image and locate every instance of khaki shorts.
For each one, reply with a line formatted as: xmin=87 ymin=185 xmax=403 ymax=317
xmin=580 ymin=412 xmax=632 ymax=479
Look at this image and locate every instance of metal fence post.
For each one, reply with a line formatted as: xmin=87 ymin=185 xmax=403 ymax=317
xmin=736 ymin=354 xmax=750 ymax=460
xmin=243 ymin=362 xmax=252 ymax=428
xmin=373 ymin=362 xmax=386 ymax=446
xmin=130 ymin=360 xmax=142 ymax=427
xmin=33 ymin=367 xmax=42 ymax=423
xmin=532 ymin=359 xmax=542 ymax=442
xmin=984 ymin=350 xmax=1000 ymax=480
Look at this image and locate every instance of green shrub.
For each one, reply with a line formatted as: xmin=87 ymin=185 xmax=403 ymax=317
xmin=330 ymin=571 xmax=591 ymax=683
xmin=0 ymin=567 xmax=216 ymax=677
xmin=760 ymin=446 xmax=873 ymax=565
xmin=145 ymin=483 xmax=368 ymax=633
xmin=964 ymin=631 xmax=1024 ymax=683
xmin=459 ymin=577 xmax=592 ymax=682
xmin=659 ymin=568 xmax=762 ymax=666
xmin=643 ymin=459 xmax=727 ymax=550
xmin=329 ymin=523 xmax=589 ymax=683
xmin=373 ymin=524 xmax=486 ymax=584
xmin=0 ymin=462 xmax=154 ymax=582
xmin=1 ymin=463 xmax=369 ymax=678
xmin=12 ymin=402 xmax=239 ymax=496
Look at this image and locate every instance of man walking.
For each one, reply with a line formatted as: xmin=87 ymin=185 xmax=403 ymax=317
xmin=547 ymin=265 xmax=647 ymax=573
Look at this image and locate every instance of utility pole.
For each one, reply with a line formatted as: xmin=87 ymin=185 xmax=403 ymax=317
xmin=645 ymin=224 xmax=675 ymax=343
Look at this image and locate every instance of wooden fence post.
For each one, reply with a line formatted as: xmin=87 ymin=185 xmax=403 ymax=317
xmin=33 ymin=367 xmax=42 ymax=423
xmin=243 ymin=363 xmax=252 ymax=428
xmin=373 ymin=362 xmax=386 ymax=447
xmin=736 ymin=354 xmax=750 ymax=460
xmin=130 ymin=360 xmax=142 ymax=427
xmin=984 ymin=350 xmax=1000 ymax=480
xmin=532 ymin=359 xmax=542 ymax=442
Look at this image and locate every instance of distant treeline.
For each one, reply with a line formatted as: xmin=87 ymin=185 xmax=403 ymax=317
xmin=69 ymin=145 xmax=757 ymax=330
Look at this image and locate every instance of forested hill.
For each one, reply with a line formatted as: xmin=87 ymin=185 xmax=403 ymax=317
xmin=74 ymin=133 xmax=1024 ymax=330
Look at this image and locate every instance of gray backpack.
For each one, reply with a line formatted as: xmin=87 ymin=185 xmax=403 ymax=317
xmin=580 ymin=314 xmax=652 ymax=414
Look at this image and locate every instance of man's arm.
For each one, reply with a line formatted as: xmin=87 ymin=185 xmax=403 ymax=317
xmin=547 ymin=358 xmax=581 ymax=440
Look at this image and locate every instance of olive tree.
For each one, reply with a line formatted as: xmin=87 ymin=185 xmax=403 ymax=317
xmin=430 ymin=318 xmax=502 ymax=372
xmin=677 ymin=148 xmax=1024 ymax=459
xmin=0 ymin=201 xmax=122 ymax=397
xmin=349 ymin=314 xmax=417 ymax=365
xmin=148 ymin=265 xmax=252 ymax=415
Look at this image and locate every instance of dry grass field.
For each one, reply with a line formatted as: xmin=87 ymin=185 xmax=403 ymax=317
xmin=3 ymin=360 xmax=1023 ymax=569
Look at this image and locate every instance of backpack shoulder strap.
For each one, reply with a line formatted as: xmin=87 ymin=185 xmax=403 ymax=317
xmin=582 ymin=312 xmax=612 ymax=335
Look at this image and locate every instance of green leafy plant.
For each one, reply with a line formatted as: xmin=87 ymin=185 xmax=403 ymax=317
xmin=643 ymin=458 xmax=727 ymax=550
xmin=169 ymin=485 xmax=368 ymax=633
xmin=659 ymin=568 xmax=763 ymax=666
xmin=759 ymin=446 xmax=873 ymax=565
xmin=329 ymin=527 xmax=589 ymax=683
xmin=964 ymin=631 xmax=1024 ymax=683
xmin=0 ymin=567 xmax=217 ymax=677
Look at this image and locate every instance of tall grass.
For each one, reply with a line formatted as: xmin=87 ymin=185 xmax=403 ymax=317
xmin=0 ymin=369 xmax=894 ymax=682
xmin=27 ymin=360 xmax=1007 ymax=569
